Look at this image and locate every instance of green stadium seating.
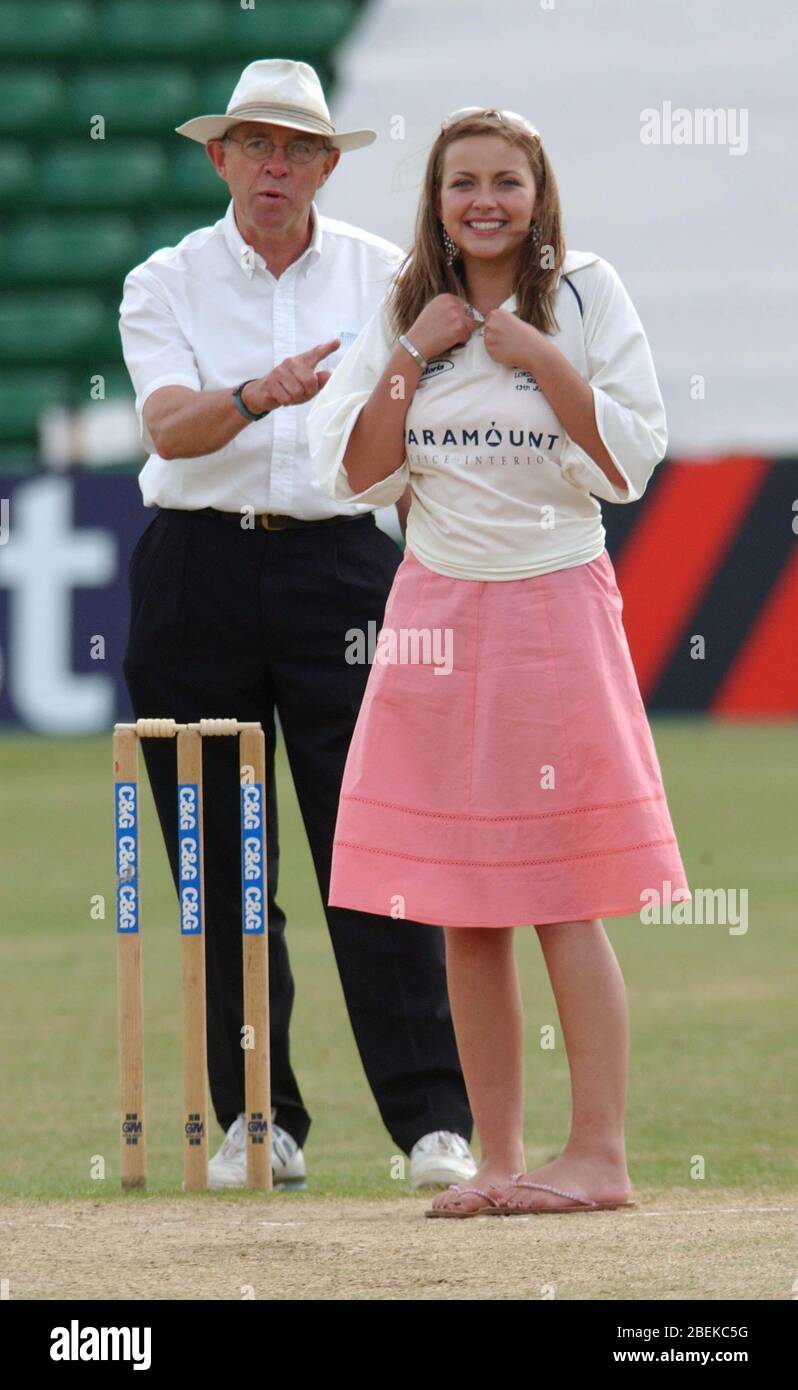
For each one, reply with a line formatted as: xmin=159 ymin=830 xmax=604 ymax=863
xmin=94 ymin=0 xmax=355 ymax=62
xmin=0 ymin=146 xmax=36 ymax=206
xmin=0 ymin=0 xmax=363 ymax=445
xmin=170 ymin=147 xmax=228 ymax=204
xmin=0 ymin=371 xmax=71 ymax=441
xmin=0 ymin=293 xmax=110 ymax=364
xmin=68 ymin=68 xmax=199 ymax=137
xmin=140 ymin=210 xmax=223 ymax=259
xmin=72 ymin=364 xmax=134 ymax=406
xmin=95 ymin=305 xmax=130 ymax=361
xmin=0 ymin=70 xmax=64 ymax=136
xmin=0 ymin=217 xmax=139 ymax=285
xmin=224 ymin=1 xmax=357 ymax=60
xmin=98 ymin=1 xmax=225 ymax=58
xmin=39 ymin=144 xmax=168 ymax=208
xmin=0 ymin=1 xmax=94 ymax=58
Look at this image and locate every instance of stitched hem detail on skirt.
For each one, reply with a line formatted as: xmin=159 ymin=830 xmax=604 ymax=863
xmin=333 ymin=833 xmax=678 ymax=869
xmin=340 ymin=790 xmax=669 ymax=824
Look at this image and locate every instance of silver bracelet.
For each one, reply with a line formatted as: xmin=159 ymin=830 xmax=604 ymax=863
xmin=398 ymin=334 xmax=428 ymax=370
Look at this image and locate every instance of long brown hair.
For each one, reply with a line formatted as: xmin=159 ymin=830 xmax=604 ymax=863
xmin=387 ymin=110 xmax=566 ymax=339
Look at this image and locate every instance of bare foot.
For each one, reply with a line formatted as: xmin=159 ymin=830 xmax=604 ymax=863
xmin=429 ymin=1163 xmax=520 ymax=1215
xmin=496 ymin=1152 xmax=633 ymax=1213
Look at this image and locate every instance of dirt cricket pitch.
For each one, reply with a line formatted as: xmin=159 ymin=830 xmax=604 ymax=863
xmin=1 ymin=1188 xmax=796 ymax=1300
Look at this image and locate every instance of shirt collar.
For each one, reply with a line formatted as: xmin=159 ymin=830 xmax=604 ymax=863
xmin=222 ymin=198 xmax=324 ymax=280
xmin=558 ymin=250 xmax=600 ymax=280
xmin=495 ymin=252 xmax=600 ymax=311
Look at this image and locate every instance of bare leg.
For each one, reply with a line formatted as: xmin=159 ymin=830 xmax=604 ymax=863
xmin=498 ymin=918 xmax=633 ymax=1212
xmin=430 ymin=927 xmax=526 ymax=1212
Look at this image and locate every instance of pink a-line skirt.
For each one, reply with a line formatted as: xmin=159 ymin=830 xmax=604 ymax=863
xmin=328 ymin=546 xmax=692 ymax=928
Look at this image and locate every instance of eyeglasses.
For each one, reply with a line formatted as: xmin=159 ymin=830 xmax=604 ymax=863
xmin=223 ymin=133 xmax=331 ymax=164
xmin=441 ymin=107 xmax=540 ymax=138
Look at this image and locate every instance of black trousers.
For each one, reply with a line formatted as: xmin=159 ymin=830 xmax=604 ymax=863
xmin=123 ymin=507 xmax=472 ymax=1155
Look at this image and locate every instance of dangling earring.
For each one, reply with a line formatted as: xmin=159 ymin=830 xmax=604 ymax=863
xmin=440 ymin=221 xmax=460 ymax=265
xmin=530 ymin=220 xmax=542 ymax=249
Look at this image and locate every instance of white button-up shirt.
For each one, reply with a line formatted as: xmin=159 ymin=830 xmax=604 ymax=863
xmin=118 ymin=198 xmax=405 ymax=517
xmin=308 ymin=252 xmax=668 ymax=580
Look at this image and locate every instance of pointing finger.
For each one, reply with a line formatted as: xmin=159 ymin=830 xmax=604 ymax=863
xmin=301 ymin=339 xmax=341 ymax=368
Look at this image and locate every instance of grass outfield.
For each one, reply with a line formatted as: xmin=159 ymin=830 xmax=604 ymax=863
xmin=0 ymin=720 xmax=795 ymax=1203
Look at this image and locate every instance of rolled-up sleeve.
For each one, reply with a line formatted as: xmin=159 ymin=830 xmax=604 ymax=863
xmin=119 ymin=267 xmax=202 ymax=453
xmin=559 ymin=259 xmax=667 ymax=504
xmin=306 ymin=298 xmax=410 ymax=507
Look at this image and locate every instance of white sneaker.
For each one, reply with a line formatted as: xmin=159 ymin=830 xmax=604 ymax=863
xmin=208 ymin=1114 xmax=307 ymax=1190
xmin=409 ymin=1130 xmax=477 ymax=1189
xmin=271 ymin=1123 xmax=307 ymax=1190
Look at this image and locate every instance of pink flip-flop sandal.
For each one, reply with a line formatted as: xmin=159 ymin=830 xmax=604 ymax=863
xmin=486 ymin=1175 xmax=638 ymax=1216
xmin=425 ymin=1182 xmax=506 ymax=1218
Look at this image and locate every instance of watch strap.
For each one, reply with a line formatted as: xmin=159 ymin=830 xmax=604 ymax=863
xmin=232 ymin=380 xmax=271 ymax=421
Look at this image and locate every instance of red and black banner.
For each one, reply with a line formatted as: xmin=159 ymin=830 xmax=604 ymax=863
xmin=603 ymin=457 xmax=798 ymax=716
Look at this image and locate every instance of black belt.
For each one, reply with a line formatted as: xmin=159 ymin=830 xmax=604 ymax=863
xmin=198 ymin=508 xmax=374 ymax=532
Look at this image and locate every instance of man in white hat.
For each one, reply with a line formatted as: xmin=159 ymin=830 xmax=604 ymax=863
xmin=119 ymin=59 xmax=475 ymax=1190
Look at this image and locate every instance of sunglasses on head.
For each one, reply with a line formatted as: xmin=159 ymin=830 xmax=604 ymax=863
xmin=441 ymin=107 xmax=540 ymax=137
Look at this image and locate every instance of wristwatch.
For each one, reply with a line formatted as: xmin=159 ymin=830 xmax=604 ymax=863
xmin=232 ymin=379 xmax=271 ymax=421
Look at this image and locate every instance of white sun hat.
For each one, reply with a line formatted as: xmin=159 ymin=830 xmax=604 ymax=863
xmin=175 ymin=57 xmax=377 ymax=152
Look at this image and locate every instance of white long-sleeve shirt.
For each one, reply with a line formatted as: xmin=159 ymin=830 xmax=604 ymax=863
xmin=118 ymin=199 xmax=405 ymax=518
xmin=307 ymin=251 xmax=667 ymax=579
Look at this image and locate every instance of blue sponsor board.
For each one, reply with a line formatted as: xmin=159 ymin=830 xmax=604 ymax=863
xmin=240 ymin=782 xmax=266 ymax=935
xmin=178 ymin=782 xmax=203 ymax=935
xmin=115 ymin=781 xmax=139 ymax=934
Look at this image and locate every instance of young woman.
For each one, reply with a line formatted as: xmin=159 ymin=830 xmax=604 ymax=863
xmin=307 ymin=108 xmax=691 ymax=1217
